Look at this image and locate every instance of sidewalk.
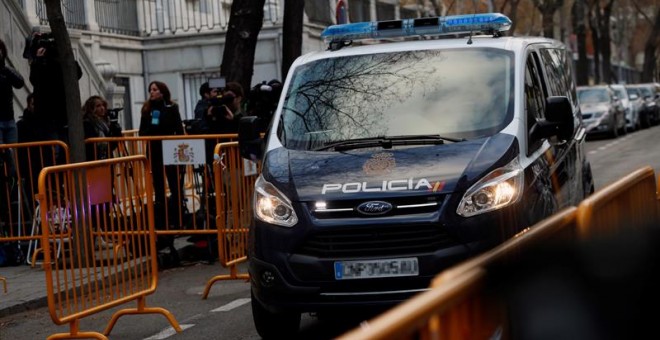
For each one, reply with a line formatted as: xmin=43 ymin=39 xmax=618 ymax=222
xmin=0 ymin=237 xmax=203 ymax=318
xmin=0 ymin=263 xmax=48 ymax=318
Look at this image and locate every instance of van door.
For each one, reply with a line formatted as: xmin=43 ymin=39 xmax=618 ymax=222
xmin=537 ymin=47 xmax=583 ymax=206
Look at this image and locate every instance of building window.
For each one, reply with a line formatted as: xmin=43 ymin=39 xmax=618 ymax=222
xmin=305 ymin=0 xmax=333 ymax=25
xmin=376 ymin=2 xmax=395 ymax=20
xmin=349 ymin=0 xmax=371 ymax=22
xmin=183 ymin=71 xmax=220 ymax=120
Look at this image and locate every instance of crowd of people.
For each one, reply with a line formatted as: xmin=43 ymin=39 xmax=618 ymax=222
xmin=1 ymin=34 xmax=282 ymax=266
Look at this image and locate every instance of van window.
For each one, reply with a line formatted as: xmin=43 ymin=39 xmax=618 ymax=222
xmin=280 ymin=48 xmax=515 ymax=151
xmin=539 ymin=48 xmax=578 ymax=108
xmin=525 ymin=53 xmax=546 ymax=154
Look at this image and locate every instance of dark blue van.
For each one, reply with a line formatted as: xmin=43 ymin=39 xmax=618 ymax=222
xmin=238 ymin=13 xmax=593 ymax=338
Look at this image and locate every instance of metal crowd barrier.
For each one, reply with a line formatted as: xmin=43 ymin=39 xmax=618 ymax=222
xmin=0 ymin=141 xmax=70 ymax=243
xmin=202 ymin=142 xmax=257 ymax=299
xmin=37 ymin=155 xmax=180 ymax=339
xmin=85 ymin=134 xmax=237 ymax=234
xmin=339 ymin=165 xmax=660 ymax=340
xmin=576 ymin=166 xmax=658 ymax=238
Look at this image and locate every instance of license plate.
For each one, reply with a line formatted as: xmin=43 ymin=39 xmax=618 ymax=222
xmin=334 ymin=258 xmax=419 ymax=280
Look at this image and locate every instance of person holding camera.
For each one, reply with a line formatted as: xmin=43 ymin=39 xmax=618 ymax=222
xmin=194 ymin=82 xmax=219 ymax=120
xmin=27 ymin=32 xmax=82 ymax=144
xmin=0 ymin=39 xmax=24 ymax=144
xmin=82 ymin=95 xmax=122 ymax=160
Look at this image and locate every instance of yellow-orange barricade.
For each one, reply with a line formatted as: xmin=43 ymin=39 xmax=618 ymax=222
xmin=37 ymin=155 xmax=180 ymax=340
xmin=0 ymin=275 xmax=6 ymax=293
xmin=576 ymin=166 xmax=658 ymax=238
xmin=202 ymin=142 xmax=257 ymax=299
xmin=0 ymin=141 xmax=70 ymax=243
xmin=85 ymin=134 xmax=237 ymax=234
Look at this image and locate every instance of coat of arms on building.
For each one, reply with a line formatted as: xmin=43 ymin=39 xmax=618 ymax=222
xmin=363 ymin=152 xmax=396 ymax=176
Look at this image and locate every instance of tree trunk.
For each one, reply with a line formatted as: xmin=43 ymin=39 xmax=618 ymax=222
xmin=589 ymin=5 xmax=601 ymax=84
xmin=44 ymin=0 xmax=84 ymax=163
xmin=573 ymin=0 xmax=590 ymax=85
xmin=281 ymin=0 xmax=304 ymax=80
xmin=599 ymin=0 xmax=615 ymax=84
xmin=220 ymin=0 xmax=266 ymax=94
xmin=532 ymin=0 xmax=564 ymax=39
xmin=641 ymin=7 xmax=660 ymax=82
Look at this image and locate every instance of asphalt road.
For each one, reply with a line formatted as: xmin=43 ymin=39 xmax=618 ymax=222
xmin=1 ymin=125 xmax=659 ymax=340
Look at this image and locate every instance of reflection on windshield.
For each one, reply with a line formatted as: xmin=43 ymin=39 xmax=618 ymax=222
xmin=279 ymin=48 xmax=514 ymax=151
xmin=578 ymin=88 xmax=609 ymax=104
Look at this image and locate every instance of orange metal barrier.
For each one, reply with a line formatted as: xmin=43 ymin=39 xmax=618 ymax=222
xmin=85 ymin=135 xmax=237 ymax=235
xmin=576 ymin=166 xmax=658 ymax=238
xmin=202 ymin=142 xmax=257 ymax=299
xmin=0 ymin=141 xmax=70 ymax=243
xmin=37 ymin=155 xmax=180 ymax=340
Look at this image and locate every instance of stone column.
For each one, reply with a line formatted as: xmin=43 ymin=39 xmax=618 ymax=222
xmin=85 ymin=0 xmax=100 ymax=32
xmin=96 ymin=60 xmax=125 ymax=111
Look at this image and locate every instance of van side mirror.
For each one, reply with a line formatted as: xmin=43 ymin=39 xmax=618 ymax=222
xmin=239 ymin=116 xmax=264 ymax=161
xmin=536 ymin=96 xmax=574 ymax=141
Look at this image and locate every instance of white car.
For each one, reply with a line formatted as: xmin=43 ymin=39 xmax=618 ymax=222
xmin=610 ymin=84 xmax=642 ymax=132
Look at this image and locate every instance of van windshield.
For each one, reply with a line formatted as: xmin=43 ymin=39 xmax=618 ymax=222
xmin=279 ymin=48 xmax=514 ymax=151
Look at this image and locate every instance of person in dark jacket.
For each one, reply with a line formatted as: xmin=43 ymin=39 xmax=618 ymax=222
xmin=0 ymin=39 xmax=25 ymax=144
xmin=82 ymin=95 xmax=122 ymax=160
xmin=139 ymin=81 xmax=185 ymax=262
xmin=28 ymin=33 xmax=82 ymax=144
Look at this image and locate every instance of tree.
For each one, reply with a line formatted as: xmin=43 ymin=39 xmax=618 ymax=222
xmin=573 ymin=0 xmax=590 ymax=85
xmin=634 ymin=5 xmax=660 ymax=82
xmin=44 ymin=0 xmax=84 ymax=163
xmin=281 ymin=0 xmax=304 ymax=79
xmin=596 ymin=0 xmax=617 ymax=84
xmin=532 ymin=0 xmax=564 ymax=38
xmin=220 ymin=0 xmax=266 ymax=94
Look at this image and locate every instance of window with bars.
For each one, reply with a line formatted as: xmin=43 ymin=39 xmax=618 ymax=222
xmin=305 ymin=0 xmax=333 ymax=25
xmin=349 ymin=0 xmax=371 ymax=22
xmin=182 ymin=71 xmax=221 ymax=120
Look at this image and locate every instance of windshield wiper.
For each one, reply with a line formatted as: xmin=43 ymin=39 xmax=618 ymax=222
xmin=314 ymin=134 xmax=464 ymax=151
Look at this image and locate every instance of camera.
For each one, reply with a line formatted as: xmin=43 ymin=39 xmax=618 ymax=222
xmin=107 ymin=107 xmax=122 ymax=123
xmin=207 ymin=93 xmax=236 ymax=122
xmin=246 ymin=79 xmax=282 ymax=132
xmin=23 ymin=32 xmax=56 ymax=60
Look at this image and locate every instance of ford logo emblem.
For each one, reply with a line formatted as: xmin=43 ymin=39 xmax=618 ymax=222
xmin=356 ymin=201 xmax=393 ymax=216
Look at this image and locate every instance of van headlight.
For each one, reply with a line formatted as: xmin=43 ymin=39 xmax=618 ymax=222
xmin=254 ymin=176 xmax=298 ymax=227
xmin=456 ymin=158 xmax=524 ymax=217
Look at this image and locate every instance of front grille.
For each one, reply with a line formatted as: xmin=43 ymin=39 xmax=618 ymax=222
xmin=309 ymin=195 xmax=444 ymax=219
xmin=582 ymin=114 xmax=593 ymax=120
xmin=298 ymin=224 xmax=458 ymax=258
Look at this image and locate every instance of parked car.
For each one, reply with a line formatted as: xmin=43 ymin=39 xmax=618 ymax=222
xmin=610 ymin=84 xmax=641 ymax=132
xmin=626 ymin=86 xmax=650 ymax=129
xmin=577 ymin=85 xmax=626 ymax=137
xmin=627 ymin=84 xmax=660 ymax=128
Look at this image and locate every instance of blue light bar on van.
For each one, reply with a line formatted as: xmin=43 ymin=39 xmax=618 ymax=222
xmin=321 ymin=13 xmax=512 ymax=45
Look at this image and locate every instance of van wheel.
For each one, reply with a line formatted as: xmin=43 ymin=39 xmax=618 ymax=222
xmin=251 ymin=289 xmax=300 ymax=339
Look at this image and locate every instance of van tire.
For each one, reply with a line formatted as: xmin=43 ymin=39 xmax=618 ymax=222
xmin=251 ymin=289 xmax=300 ymax=339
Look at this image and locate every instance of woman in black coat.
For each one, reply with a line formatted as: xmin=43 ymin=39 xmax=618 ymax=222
xmin=139 ymin=81 xmax=185 ymax=241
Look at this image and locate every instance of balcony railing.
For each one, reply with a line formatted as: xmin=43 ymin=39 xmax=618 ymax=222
xmin=23 ymin=0 xmax=281 ymax=37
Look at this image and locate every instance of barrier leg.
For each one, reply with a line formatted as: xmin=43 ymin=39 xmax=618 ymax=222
xmin=0 ymin=276 xmax=6 ymax=293
xmin=46 ymin=320 xmax=107 ymax=340
xmin=202 ymin=265 xmax=250 ymax=299
xmin=104 ymin=296 xmax=182 ymax=336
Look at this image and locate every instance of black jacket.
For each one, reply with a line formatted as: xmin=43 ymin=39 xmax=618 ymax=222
xmin=0 ymin=66 xmax=25 ymax=121
xmin=29 ymin=56 xmax=82 ymax=126
xmin=139 ymin=101 xmax=184 ymax=137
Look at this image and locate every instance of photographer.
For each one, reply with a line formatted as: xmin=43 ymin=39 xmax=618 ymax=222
xmin=193 ymin=82 xmax=219 ymax=120
xmin=246 ymin=79 xmax=282 ymax=133
xmin=0 ymin=39 xmax=24 ymax=144
xmin=82 ymin=95 xmax=122 ymax=160
xmin=201 ymin=81 xmax=244 ymax=134
xmin=26 ymin=32 xmax=82 ymax=144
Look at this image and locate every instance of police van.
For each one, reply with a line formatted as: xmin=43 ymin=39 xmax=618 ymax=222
xmin=238 ymin=13 xmax=593 ymax=338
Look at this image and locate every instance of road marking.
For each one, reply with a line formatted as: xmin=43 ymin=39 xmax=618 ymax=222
xmin=143 ymin=324 xmax=194 ymax=340
xmin=588 ymin=135 xmax=630 ymax=155
xmin=211 ymin=298 xmax=251 ymax=312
